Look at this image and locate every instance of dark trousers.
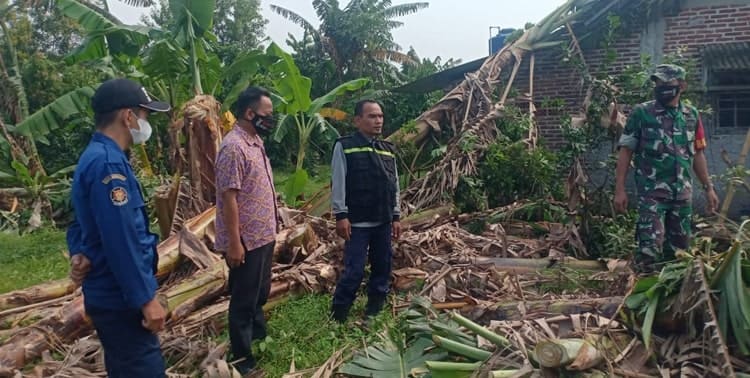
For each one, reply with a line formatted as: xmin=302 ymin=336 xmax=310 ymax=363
xmin=86 ymin=305 xmax=165 ymax=378
xmin=332 ymin=223 xmax=393 ymax=307
xmin=227 ymin=241 xmax=274 ymax=367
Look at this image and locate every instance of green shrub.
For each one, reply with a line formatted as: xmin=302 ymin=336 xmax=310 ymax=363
xmin=479 ymin=142 xmax=561 ymax=208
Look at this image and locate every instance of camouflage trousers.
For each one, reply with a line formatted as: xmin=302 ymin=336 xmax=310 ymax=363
xmin=634 ymin=196 xmax=692 ymax=273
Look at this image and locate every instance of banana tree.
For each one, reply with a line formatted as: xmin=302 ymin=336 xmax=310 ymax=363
xmin=266 ymin=42 xmax=369 ymax=204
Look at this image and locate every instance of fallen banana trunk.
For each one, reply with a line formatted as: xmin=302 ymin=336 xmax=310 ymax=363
xmin=0 ymin=208 xmax=218 ymax=314
xmin=0 ymin=279 xmax=77 ymax=311
xmin=0 ymin=296 xmax=90 ymax=369
xmin=472 ymin=257 xmax=613 ymax=273
xmin=164 ymin=263 xmax=229 ymax=324
xmin=533 ymin=335 xmax=622 ymax=371
xmin=0 ymin=265 xmax=225 ymax=371
xmin=274 ymin=223 xmax=320 ymax=264
xmin=476 ymin=297 xmax=624 ymax=323
xmin=0 ymin=264 xmax=309 ymax=370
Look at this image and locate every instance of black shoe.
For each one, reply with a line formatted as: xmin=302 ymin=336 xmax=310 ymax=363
xmin=331 ymin=304 xmax=350 ymax=323
xmin=233 ymin=358 xmax=256 ymax=376
xmin=365 ymin=294 xmax=386 ymax=317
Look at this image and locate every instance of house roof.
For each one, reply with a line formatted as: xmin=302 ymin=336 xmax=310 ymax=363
xmin=702 ymin=42 xmax=750 ymax=72
xmin=392 ymin=57 xmax=487 ymax=93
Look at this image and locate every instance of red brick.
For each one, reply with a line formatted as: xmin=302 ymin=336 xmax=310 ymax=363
xmin=714 ymin=28 xmax=734 ymax=33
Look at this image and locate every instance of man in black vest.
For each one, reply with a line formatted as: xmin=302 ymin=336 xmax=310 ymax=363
xmin=330 ymin=100 xmax=401 ymax=323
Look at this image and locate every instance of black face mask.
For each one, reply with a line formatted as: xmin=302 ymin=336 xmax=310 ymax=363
xmin=245 ymin=114 xmax=277 ymax=134
xmin=654 ymin=84 xmax=681 ymax=106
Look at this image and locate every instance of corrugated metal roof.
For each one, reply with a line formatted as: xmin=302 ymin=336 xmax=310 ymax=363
xmin=702 ymin=42 xmax=750 ymax=72
xmin=392 ymin=57 xmax=486 ymax=93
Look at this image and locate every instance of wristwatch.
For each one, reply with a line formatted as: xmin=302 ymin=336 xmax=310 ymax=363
xmin=703 ymin=182 xmax=714 ymax=191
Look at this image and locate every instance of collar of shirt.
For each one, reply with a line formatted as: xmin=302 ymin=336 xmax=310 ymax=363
xmin=654 ymin=101 xmax=689 ymax=116
xmin=356 ymin=130 xmax=379 ymax=144
xmin=234 ymin=124 xmax=264 ymax=147
xmin=92 ymin=132 xmax=126 ymax=159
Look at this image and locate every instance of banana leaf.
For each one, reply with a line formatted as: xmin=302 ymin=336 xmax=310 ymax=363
xmin=339 ymin=336 xmax=447 ymax=378
xmin=11 ymin=87 xmax=96 ymax=143
xmin=712 ymin=240 xmax=750 ymax=354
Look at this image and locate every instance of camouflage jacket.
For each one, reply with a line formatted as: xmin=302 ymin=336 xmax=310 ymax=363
xmin=618 ymin=100 xmax=706 ymax=201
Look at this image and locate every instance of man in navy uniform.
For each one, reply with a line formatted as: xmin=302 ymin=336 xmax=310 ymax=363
xmin=330 ymin=100 xmax=401 ymax=323
xmin=67 ymin=78 xmax=171 ymax=377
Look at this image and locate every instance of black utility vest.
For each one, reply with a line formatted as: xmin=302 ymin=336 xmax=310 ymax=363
xmin=339 ymin=132 xmax=398 ymax=223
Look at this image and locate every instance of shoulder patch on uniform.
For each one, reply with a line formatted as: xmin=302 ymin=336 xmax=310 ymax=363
xmin=110 ymin=187 xmax=129 ymax=206
xmin=102 ymin=174 xmax=127 ymax=185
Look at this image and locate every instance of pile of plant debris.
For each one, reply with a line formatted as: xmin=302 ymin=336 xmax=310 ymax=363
xmin=0 ymin=199 xmax=633 ymax=377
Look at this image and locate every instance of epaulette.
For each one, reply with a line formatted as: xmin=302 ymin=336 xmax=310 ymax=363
xmin=336 ymin=134 xmax=354 ymax=143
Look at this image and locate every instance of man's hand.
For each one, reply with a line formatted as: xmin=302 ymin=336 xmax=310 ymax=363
xmin=614 ymin=188 xmax=628 ymax=214
xmin=225 ymin=241 xmax=245 ymax=269
xmin=141 ymin=298 xmax=166 ymax=333
xmin=336 ymin=219 xmax=351 ymax=241
xmin=69 ymin=254 xmax=91 ymax=287
xmin=392 ymin=221 xmax=401 ymax=240
xmin=706 ymin=188 xmax=720 ymax=214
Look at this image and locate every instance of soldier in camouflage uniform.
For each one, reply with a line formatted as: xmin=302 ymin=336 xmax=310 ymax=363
xmin=614 ymin=64 xmax=720 ymax=274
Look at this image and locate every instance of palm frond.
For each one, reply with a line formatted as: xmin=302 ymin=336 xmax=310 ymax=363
xmin=371 ymin=49 xmax=417 ymax=65
xmin=269 ymin=4 xmax=318 ymax=35
xmin=312 ymin=0 xmax=337 ymax=22
xmin=381 ymin=2 xmax=428 ymax=18
xmin=115 ymin=0 xmax=155 ymax=6
xmin=384 ymin=19 xmax=403 ymax=30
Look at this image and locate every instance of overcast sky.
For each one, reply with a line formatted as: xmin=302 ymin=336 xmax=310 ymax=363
xmin=108 ymin=0 xmax=567 ymax=62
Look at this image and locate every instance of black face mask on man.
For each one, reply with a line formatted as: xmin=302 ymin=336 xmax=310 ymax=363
xmin=654 ymin=84 xmax=681 ymax=106
xmin=245 ymin=114 xmax=276 ymax=134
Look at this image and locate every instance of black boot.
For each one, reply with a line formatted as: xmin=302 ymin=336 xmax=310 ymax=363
xmin=331 ymin=304 xmax=350 ymax=323
xmin=365 ymin=294 xmax=386 ymax=317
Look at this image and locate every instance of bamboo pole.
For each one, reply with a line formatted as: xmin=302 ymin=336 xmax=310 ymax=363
xmin=499 ymin=54 xmax=524 ymax=106
xmin=528 ymin=52 xmax=537 ymax=149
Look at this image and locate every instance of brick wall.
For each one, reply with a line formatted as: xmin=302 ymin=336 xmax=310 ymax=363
xmin=522 ymin=3 xmax=750 ymax=149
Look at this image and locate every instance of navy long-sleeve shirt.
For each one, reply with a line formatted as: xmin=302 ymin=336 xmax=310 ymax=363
xmin=67 ymin=132 xmax=159 ymax=310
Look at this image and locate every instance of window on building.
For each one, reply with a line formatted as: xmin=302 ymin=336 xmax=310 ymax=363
xmin=717 ymin=93 xmax=750 ymax=129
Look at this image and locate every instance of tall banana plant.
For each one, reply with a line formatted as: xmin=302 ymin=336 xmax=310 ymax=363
xmin=0 ymin=0 xmax=45 ymax=175
xmin=267 ymin=42 xmax=369 ymax=204
xmin=1 ymin=0 xmax=156 ymax=143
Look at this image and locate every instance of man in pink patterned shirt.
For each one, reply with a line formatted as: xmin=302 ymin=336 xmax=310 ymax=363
xmin=215 ymin=86 xmax=278 ymax=376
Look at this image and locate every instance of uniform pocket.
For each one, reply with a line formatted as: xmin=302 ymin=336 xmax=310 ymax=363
xmin=640 ymin=127 xmax=663 ymax=155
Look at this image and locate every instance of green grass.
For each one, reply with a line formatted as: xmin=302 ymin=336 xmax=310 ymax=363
xmin=0 ymin=228 xmax=69 ymax=293
xmin=253 ymin=293 xmax=396 ymax=377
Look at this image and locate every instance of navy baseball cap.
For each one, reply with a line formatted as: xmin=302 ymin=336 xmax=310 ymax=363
xmin=91 ymin=78 xmax=171 ymax=114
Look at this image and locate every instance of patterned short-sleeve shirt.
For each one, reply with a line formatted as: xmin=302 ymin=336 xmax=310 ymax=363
xmin=215 ymin=126 xmax=278 ymax=252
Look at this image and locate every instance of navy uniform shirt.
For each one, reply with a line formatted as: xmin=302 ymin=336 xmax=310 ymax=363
xmin=67 ymin=132 xmax=159 ymax=310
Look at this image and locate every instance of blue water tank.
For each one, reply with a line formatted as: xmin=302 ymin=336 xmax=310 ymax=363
xmin=489 ymin=28 xmax=516 ymax=54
